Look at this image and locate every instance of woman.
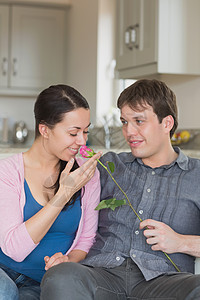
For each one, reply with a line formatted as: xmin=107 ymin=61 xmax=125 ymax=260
xmin=0 ymin=84 xmax=101 ymax=299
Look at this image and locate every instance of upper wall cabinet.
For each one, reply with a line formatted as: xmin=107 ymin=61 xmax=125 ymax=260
xmin=116 ymin=0 xmax=200 ymax=79
xmin=0 ymin=4 xmax=66 ymax=95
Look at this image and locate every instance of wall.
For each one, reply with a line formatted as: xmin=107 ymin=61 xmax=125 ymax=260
xmin=160 ymin=75 xmax=200 ymax=129
xmin=65 ymin=0 xmax=98 ymax=125
xmin=0 ymin=96 xmax=35 ymax=131
xmin=96 ymin=0 xmax=117 ymax=123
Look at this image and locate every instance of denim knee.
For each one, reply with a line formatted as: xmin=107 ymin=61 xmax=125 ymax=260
xmin=41 ymin=262 xmax=83 ymax=286
xmin=41 ymin=262 xmax=92 ymax=300
xmin=0 ymin=268 xmax=19 ymax=300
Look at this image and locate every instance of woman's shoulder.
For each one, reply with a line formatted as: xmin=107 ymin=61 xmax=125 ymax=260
xmin=0 ymin=153 xmax=23 ymax=175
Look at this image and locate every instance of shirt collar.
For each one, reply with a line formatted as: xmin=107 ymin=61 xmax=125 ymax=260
xmin=123 ymin=146 xmax=189 ymax=170
xmin=172 ymin=146 xmax=189 ymax=170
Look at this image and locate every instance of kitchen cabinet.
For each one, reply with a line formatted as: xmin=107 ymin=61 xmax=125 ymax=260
xmin=116 ymin=0 xmax=200 ymax=79
xmin=0 ymin=6 xmax=9 ymax=88
xmin=0 ymin=4 xmax=66 ymax=94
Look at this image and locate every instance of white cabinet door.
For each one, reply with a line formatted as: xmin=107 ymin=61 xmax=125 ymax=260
xmin=116 ymin=0 xmax=138 ymax=70
xmin=10 ymin=6 xmax=65 ymax=89
xmin=116 ymin=0 xmax=157 ymax=71
xmin=0 ymin=6 xmax=9 ymax=87
xmin=134 ymin=0 xmax=157 ymax=67
xmin=116 ymin=0 xmax=200 ymax=79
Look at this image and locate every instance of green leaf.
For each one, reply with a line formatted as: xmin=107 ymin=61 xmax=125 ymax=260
xmin=107 ymin=161 xmax=115 ymax=173
xmin=95 ymin=198 xmax=126 ymax=211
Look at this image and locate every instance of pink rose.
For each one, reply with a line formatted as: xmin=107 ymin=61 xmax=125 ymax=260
xmin=79 ymin=145 xmax=95 ymax=158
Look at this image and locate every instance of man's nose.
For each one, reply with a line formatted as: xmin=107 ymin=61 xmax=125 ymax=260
xmin=126 ymin=123 xmax=138 ymax=136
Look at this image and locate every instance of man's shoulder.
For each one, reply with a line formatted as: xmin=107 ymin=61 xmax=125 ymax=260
xmin=187 ymin=155 xmax=200 ymax=170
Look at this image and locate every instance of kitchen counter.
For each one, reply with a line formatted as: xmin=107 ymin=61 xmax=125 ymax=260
xmin=0 ymin=146 xmax=200 ymax=159
xmin=0 ymin=146 xmax=30 ymax=159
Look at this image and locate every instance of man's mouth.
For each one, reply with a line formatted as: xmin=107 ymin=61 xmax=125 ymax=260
xmin=128 ymin=140 xmax=143 ymax=147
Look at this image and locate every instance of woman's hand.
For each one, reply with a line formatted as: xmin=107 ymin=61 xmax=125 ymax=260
xmin=50 ymin=151 xmax=102 ymax=207
xmin=44 ymin=253 xmax=69 ymax=271
xmin=44 ymin=249 xmax=87 ymax=270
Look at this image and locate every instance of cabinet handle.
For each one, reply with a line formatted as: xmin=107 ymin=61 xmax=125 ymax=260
xmin=2 ymin=57 xmax=8 ymax=76
xmin=12 ymin=58 xmax=18 ymax=76
xmin=125 ymin=24 xmax=139 ymax=50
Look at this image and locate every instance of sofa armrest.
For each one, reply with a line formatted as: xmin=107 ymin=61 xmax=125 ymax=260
xmin=195 ymin=257 xmax=200 ymax=274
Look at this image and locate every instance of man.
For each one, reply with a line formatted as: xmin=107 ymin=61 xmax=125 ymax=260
xmin=41 ymin=79 xmax=200 ymax=299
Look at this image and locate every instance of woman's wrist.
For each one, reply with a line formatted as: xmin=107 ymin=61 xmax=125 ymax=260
xmin=49 ymin=189 xmax=70 ymax=208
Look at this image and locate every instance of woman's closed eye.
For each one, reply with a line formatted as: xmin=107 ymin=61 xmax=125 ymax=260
xmin=69 ymin=131 xmax=89 ymax=137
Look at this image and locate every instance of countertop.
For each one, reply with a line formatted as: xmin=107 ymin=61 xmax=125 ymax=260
xmin=0 ymin=146 xmax=200 ymax=159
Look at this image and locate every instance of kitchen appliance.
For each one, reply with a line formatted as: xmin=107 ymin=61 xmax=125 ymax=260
xmin=13 ymin=121 xmax=28 ymax=143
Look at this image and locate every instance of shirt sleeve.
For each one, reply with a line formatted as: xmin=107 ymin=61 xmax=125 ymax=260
xmin=0 ymin=155 xmax=37 ymax=262
xmin=68 ymin=158 xmax=101 ymax=254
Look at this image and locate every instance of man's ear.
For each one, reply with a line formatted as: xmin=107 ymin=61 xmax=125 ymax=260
xmin=162 ymin=115 xmax=174 ymax=133
xmin=39 ymin=123 xmax=49 ymax=139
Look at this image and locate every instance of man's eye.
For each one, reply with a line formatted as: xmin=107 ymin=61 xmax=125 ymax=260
xmin=83 ymin=131 xmax=89 ymax=134
xmin=136 ymin=120 xmax=143 ymax=124
xmin=121 ymin=120 xmax=127 ymax=125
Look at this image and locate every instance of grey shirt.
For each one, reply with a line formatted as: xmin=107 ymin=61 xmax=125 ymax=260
xmin=82 ymin=147 xmax=200 ymax=280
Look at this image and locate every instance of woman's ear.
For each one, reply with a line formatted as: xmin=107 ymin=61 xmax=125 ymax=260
xmin=162 ymin=115 xmax=174 ymax=133
xmin=39 ymin=123 xmax=49 ymax=139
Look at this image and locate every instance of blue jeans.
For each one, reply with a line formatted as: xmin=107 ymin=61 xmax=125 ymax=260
xmin=0 ymin=263 xmax=40 ymax=300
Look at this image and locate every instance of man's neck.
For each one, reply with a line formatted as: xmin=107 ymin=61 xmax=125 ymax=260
xmin=141 ymin=147 xmax=178 ymax=169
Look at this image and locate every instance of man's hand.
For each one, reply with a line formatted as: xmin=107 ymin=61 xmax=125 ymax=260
xmin=140 ymin=219 xmax=184 ymax=254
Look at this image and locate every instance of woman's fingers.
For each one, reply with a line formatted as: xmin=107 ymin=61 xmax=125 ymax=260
xmin=63 ymin=158 xmax=74 ymax=175
xmin=61 ymin=150 xmax=102 ymax=189
xmin=44 ymin=253 xmax=69 ymax=270
xmin=50 ymin=151 xmax=102 ymax=207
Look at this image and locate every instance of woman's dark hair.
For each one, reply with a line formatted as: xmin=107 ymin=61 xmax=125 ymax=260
xmin=34 ymin=84 xmax=90 ymax=209
xmin=117 ymin=79 xmax=178 ymax=138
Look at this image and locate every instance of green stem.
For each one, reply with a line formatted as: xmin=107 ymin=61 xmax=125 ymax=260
xmin=97 ymin=158 xmax=181 ymax=273
xmin=97 ymin=159 xmax=142 ymax=221
xmin=164 ymin=253 xmax=181 ymax=272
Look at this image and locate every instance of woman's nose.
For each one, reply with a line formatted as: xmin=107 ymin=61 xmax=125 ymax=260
xmin=76 ymin=133 xmax=87 ymax=145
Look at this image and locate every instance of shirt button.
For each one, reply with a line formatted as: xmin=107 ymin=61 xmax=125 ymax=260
xmin=116 ymin=256 xmax=120 ymax=261
xmin=139 ymin=210 xmax=143 ymax=215
xmin=147 ymin=188 xmax=151 ymax=193
xmin=135 ymin=230 xmax=139 ymax=235
xmin=132 ymin=253 xmax=136 ymax=258
xmin=152 ymin=171 xmax=155 ymax=175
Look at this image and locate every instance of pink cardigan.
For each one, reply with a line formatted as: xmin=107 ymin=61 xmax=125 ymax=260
xmin=0 ymin=153 xmax=100 ymax=262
